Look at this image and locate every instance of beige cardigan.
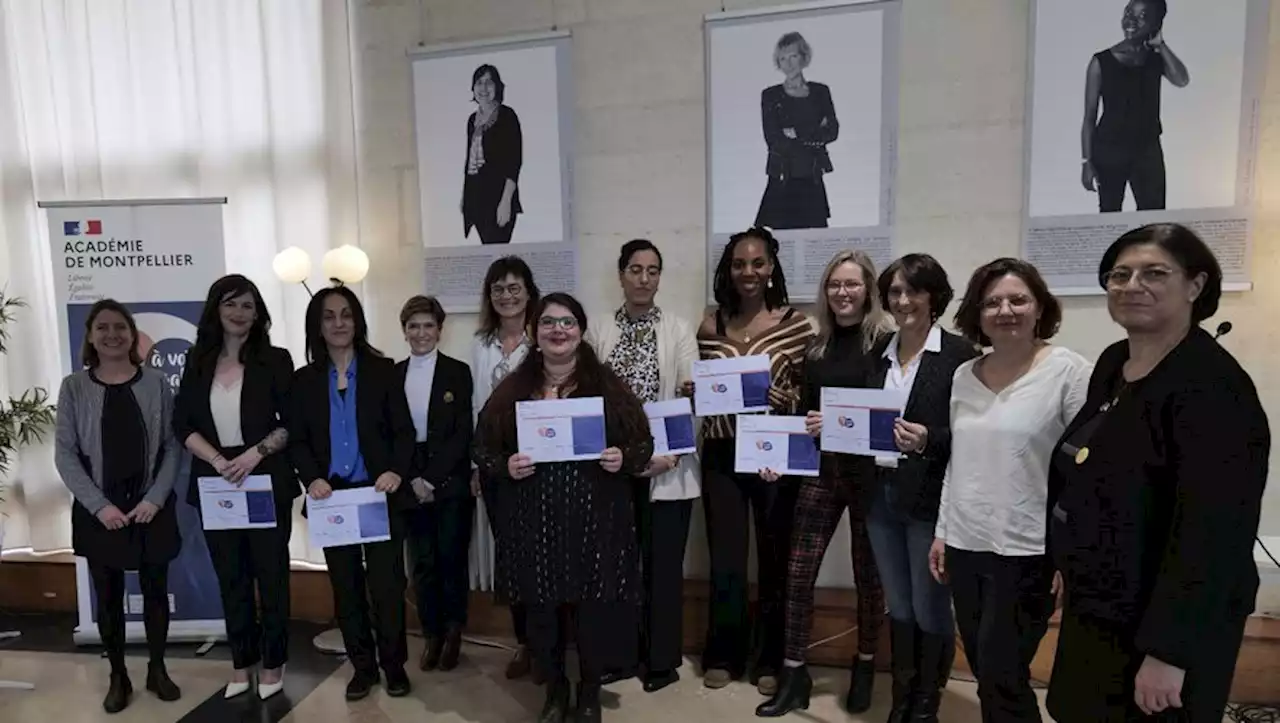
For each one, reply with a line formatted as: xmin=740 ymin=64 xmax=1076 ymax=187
xmin=590 ymin=307 xmax=701 ymax=502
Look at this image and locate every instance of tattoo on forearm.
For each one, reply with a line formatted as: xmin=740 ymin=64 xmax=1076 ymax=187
xmin=260 ymin=427 xmax=289 ymax=454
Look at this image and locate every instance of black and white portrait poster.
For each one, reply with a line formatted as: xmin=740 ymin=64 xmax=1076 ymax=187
xmin=412 ymin=31 xmax=574 ymax=311
xmin=705 ymin=0 xmax=901 ymax=302
xmin=1023 ymin=0 xmax=1269 ymax=292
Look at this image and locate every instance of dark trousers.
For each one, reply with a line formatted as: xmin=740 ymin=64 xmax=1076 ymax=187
xmin=1094 ymin=138 xmax=1166 ymax=213
xmin=90 ymin=561 xmax=170 ymax=672
xmin=405 ymin=495 xmax=475 ymax=636
xmin=204 ymin=515 xmax=293 ymax=670
xmin=323 ymin=520 xmax=408 ymax=674
xmin=784 ymin=454 xmax=884 ymax=661
xmin=700 ymin=439 xmax=798 ymax=676
xmin=637 ymin=492 xmax=693 ymax=672
xmin=947 ymin=547 xmax=1054 ymax=723
xmin=528 ymin=602 xmax=637 ymax=685
xmin=476 ymin=214 xmax=517 ymax=244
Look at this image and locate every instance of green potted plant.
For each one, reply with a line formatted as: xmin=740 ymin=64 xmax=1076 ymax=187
xmin=0 ymin=292 xmax=57 ymax=554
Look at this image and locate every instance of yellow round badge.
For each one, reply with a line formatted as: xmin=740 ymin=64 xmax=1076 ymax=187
xmin=1075 ymin=447 xmax=1089 ymax=465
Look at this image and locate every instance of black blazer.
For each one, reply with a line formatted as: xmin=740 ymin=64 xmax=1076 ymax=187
xmin=173 ymin=346 xmax=299 ymax=509
xmin=1048 ymin=328 xmax=1269 ymax=671
xmin=289 ymin=352 xmax=416 ymax=511
xmin=462 ymin=103 xmax=523 ymax=233
xmin=868 ymin=329 xmax=980 ymax=521
xmin=761 ymin=81 xmax=838 ymax=181
xmin=395 ymin=353 xmax=474 ymax=501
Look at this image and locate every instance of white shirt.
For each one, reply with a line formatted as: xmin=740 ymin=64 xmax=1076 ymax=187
xmin=876 ymin=325 xmax=942 ymax=469
xmin=210 ymin=378 xmax=244 ymax=447
xmin=470 ymin=331 xmax=530 ymax=429
xmin=935 ymin=346 xmax=1093 ymax=556
xmin=405 ymin=350 xmax=438 ymax=443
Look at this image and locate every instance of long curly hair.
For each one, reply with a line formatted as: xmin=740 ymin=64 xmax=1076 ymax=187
xmin=476 ymin=292 xmax=649 ymax=456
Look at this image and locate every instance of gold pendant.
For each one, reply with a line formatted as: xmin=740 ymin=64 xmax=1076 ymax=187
xmin=1075 ymin=447 xmax=1089 ymax=465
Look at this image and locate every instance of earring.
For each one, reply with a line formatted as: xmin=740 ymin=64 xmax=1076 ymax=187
xmin=767 ymin=279 xmax=774 ymax=289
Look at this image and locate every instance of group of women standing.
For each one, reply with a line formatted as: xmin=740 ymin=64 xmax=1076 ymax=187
xmin=54 ymin=222 xmax=1267 ymax=723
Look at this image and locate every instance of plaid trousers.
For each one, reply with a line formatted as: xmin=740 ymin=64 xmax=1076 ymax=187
xmin=783 ymin=453 xmax=885 ymax=661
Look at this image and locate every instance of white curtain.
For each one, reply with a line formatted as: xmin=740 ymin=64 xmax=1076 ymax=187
xmin=0 ymin=0 xmax=358 ymax=565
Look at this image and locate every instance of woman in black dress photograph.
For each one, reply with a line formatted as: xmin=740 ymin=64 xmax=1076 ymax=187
xmin=756 ymin=31 xmax=839 ymax=231
xmin=474 ymin=292 xmax=653 ymax=723
xmin=54 ymin=299 xmax=183 ymax=714
xmin=463 ymin=63 xmax=523 ymax=244
xmin=1081 ymin=0 xmax=1190 ymax=213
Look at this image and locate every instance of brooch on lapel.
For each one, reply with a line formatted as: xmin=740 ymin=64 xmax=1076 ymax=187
xmin=443 ymin=391 xmax=454 ymax=403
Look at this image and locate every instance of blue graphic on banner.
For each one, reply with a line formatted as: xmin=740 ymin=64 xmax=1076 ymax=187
xmin=663 ymin=415 xmax=696 ymax=451
xmin=570 ymin=415 xmax=607 ymax=456
xmin=869 ymin=409 xmax=898 ymax=453
xmin=71 ymin=299 xmax=224 ymax=624
xmin=786 ymin=433 xmax=820 ymax=472
xmin=741 ymin=371 xmax=771 ymax=408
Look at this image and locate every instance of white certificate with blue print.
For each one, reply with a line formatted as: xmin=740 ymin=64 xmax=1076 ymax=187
xmin=819 ymin=387 xmax=905 ymax=459
xmin=516 ymin=397 xmax=607 ymax=463
xmin=645 ymin=398 xmax=697 ymax=456
xmin=691 ymin=354 xmax=772 ymax=417
xmin=198 ymin=475 xmax=277 ymax=530
xmin=306 ymin=488 xmax=392 ymax=549
xmin=734 ymin=415 xmax=820 ymax=477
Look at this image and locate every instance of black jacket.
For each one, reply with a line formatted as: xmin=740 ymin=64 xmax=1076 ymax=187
xmin=868 ymin=330 xmax=980 ymax=521
xmin=173 ymin=346 xmax=300 ymax=509
xmin=1048 ymin=327 xmax=1269 ymax=671
xmin=761 ymin=81 xmax=838 ymax=181
xmin=395 ymin=353 xmax=474 ymax=501
xmin=288 ymin=352 xmax=416 ymax=511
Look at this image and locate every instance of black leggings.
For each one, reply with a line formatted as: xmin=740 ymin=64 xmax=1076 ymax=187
xmin=90 ymin=561 xmax=170 ymax=672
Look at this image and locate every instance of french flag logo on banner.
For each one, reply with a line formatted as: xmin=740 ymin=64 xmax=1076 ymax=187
xmin=63 ymin=220 xmax=103 ymax=236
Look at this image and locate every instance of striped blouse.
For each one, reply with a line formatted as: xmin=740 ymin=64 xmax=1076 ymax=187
xmin=697 ymin=307 xmax=817 ymax=440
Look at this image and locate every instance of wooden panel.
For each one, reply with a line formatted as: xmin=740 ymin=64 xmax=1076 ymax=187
xmin=3 ymin=560 xmax=1276 ymax=702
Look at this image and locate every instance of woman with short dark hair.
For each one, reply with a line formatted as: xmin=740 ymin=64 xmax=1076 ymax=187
xmin=395 ymin=295 xmax=475 ymax=673
xmin=930 ymin=258 xmax=1092 ymax=723
xmin=174 ymin=274 xmax=296 ymax=700
xmin=1048 ymin=224 xmax=1268 ymax=722
xmin=463 ymin=64 xmax=523 ymax=243
xmin=55 ymin=299 xmax=183 ymax=713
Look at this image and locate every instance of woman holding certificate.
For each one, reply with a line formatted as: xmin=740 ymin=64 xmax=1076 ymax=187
xmin=289 ymin=285 xmax=416 ymax=701
xmin=591 ymin=239 xmax=700 ymax=693
xmin=474 ymin=292 xmax=653 ymax=723
xmin=930 ymin=258 xmax=1090 ymax=723
xmin=694 ymin=227 xmax=815 ymax=696
xmin=173 ymin=274 xmax=297 ymax=700
xmin=756 ymin=250 xmax=893 ymax=717
xmin=471 ymin=255 xmax=541 ymax=680
xmin=55 ymin=299 xmax=183 ymax=714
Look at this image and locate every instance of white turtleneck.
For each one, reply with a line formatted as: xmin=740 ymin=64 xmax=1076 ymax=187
xmin=405 ymin=350 xmax=438 ymax=443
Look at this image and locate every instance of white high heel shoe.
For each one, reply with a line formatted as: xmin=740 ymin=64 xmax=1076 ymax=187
xmin=224 ymin=679 xmax=252 ymax=699
xmin=258 ymin=671 xmax=285 ymax=700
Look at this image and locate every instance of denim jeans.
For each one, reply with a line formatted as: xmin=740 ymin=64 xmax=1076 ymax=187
xmin=865 ymin=476 xmax=954 ymax=636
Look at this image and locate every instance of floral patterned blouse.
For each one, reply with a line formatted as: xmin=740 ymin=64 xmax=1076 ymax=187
xmin=605 ymin=306 xmax=661 ymax=403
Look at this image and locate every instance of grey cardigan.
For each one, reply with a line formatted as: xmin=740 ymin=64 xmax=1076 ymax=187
xmin=54 ymin=367 xmax=181 ymax=515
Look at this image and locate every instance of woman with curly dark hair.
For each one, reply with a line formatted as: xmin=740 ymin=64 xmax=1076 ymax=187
xmin=474 ymin=292 xmax=653 ymax=723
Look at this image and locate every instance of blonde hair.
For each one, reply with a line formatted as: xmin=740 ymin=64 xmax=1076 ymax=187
xmin=808 ymin=250 xmax=894 ymax=359
xmin=773 ymin=31 xmax=813 ymax=70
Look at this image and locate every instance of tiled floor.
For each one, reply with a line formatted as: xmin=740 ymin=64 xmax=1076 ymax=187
xmin=0 ymin=615 xmax=1047 ymax=723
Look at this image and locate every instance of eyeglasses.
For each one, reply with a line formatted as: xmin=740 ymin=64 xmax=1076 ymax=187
xmin=1102 ymin=266 xmax=1175 ymax=289
xmin=825 ymin=280 xmax=865 ymax=294
xmin=980 ymin=294 xmax=1034 ymax=313
xmin=490 ymin=283 xmax=525 ymax=299
xmin=625 ymin=264 xmax=661 ymax=278
xmin=538 ymin=316 xmax=578 ymax=331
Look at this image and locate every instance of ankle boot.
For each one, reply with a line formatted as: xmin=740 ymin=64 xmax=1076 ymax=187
xmin=537 ymin=677 xmax=570 ymax=723
xmin=754 ymin=665 xmax=812 ymax=717
xmin=102 ymin=670 xmax=132 ymax=714
xmin=576 ymin=680 xmax=603 ymax=723
xmin=845 ymin=655 xmax=876 ymax=713
xmin=146 ymin=662 xmax=182 ymax=702
xmin=886 ymin=620 xmax=918 ymax=723
xmin=910 ymin=631 xmax=948 ymax=723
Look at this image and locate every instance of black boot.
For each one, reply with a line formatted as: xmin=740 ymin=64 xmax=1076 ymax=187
xmin=537 ymin=677 xmax=570 ymax=723
xmin=886 ymin=620 xmax=917 ymax=723
xmin=576 ymin=680 xmax=603 ymax=723
xmin=910 ymin=631 xmax=949 ymax=723
xmin=754 ymin=665 xmax=812 ymax=717
xmin=845 ymin=655 xmax=876 ymax=713
xmin=935 ymin=631 xmax=955 ymax=691
xmin=102 ymin=671 xmax=132 ymax=714
xmin=145 ymin=662 xmax=182 ymax=702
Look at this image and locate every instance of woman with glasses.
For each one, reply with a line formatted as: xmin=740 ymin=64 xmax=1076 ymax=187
xmin=929 ymin=258 xmax=1091 ymax=723
xmin=1047 ymin=224 xmax=1268 ymax=722
xmin=173 ymin=274 xmax=296 ymax=700
xmin=55 ymin=300 xmax=183 ymax=714
xmin=471 ymin=255 xmax=542 ymax=680
xmin=693 ymin=227 xmax=815 ymax=696
xmin=591 ymin=239 xmax=700 ymax=693
xmin=757 ymin=250 xmax=893 ymax=717
xmin=475 ymin=292 xmax=653 ymax=723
